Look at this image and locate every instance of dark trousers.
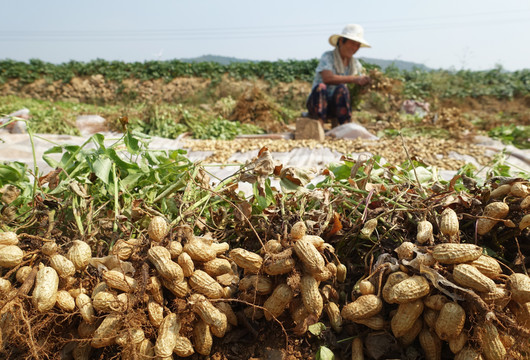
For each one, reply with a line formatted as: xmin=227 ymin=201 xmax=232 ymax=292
xmin=306 ymin=83 xmax=351 ymax=125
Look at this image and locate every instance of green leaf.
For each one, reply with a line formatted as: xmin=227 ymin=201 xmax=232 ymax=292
xmin=315 ymin=346 xmax=335 ymax=360
xmin=280 ymin=177 xmax=300 ymax=193
xmin=0 ymin=162 xmax=27 ymax=184
xmin=92 ymin=157 xmax=113 ymax=184
xmin=308 ymin=322 xmax=326 ymax=336
xmin=124 ymin=131 xmax=141 ymax=154
xmin=106 ymin=148 xmax=139 ymax=171
xmin=331 ymin=164 xmax=352 ymax=180
xmin=90 ymin=133 xmax=106 ymax=150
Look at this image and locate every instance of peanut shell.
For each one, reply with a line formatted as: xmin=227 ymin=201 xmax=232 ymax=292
xmin=434 ymin=302 xmax=465 ymax=340
xmin=453 ymin=264 xmax=496 ymax=292
xmin=341 ymin=294 xmax=383 ymax=321
xmin=432 ymin=243 xmax=482 ymax=264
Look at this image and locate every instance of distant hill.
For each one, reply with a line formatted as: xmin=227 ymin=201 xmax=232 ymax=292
xmin=359 ymin=57 xmax=431 ymax=71
xmin=180 ymin=54 xmax=431 ymax=71
xmin=180 ymin=55 xmax=257 ymax=65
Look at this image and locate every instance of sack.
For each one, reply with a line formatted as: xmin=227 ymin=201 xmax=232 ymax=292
xmin=326 ymin=123 xmax=378 ymax=140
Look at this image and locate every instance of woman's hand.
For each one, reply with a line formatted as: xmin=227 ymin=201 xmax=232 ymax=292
xmin=321 ymin=70 xmax=372 ymax=86
xmin=353 ymin=75 xmax=371 ymax=86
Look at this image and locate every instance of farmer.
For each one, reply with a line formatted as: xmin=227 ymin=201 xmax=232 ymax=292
xmin=306 ymin=24 xmax=372 ymax=127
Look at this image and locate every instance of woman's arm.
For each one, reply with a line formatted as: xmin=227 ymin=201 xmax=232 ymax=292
xmin=321 ymin=70 xmax=371 ymax=86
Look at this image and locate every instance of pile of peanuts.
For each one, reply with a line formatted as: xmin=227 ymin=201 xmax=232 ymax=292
xmin=339 ymin=181 xmax=530 ymax=360
xmin=0 ymin=215 xmax=346 ymax=359
xmin=0 ymin=179 xmax=529 ymax=360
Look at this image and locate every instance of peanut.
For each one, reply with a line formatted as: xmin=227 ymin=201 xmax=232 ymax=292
xmin=76 ymin=293 xmax=96 ymax=324
xmin=56 ymin=290 xmax=76 ymax=312
xmin=93 ymin=291 xmax=126 ymax=313
xmin=203 ymin=258 xmax=232 ymax=277
xmin=434 ymin=302 xmax=466 ymax=340
xmin=388 ymin=275 xmax=430 ymax=303
xmin=358 ymin=280 xmax=375 ymax=295
xmin=262 ymin=239 xmax=283 ymax=254
xmin=424 ymin=294 xmax=449 ymax=311
xmin=41 ymin=241 xmax=58 ymax=256
xmin=489 ymin=183 xmax=512 ymax=199
xmin=399 ymin=317 xmax=422 ymax=346
xmin=116 ymin=328 xmax=145 ymax=346
xmin=448 ymin=331 xmax=468 ymax=354
xmin=230 ymin=248 xmax=263 ymax=274
xmin=239 ymin=274 xmax=273 ymax=295
xmin=351 ymin=337 xmax=364 ymax=360
xmin=336 ymin=263 xmax=347 ymax=283
xmin=263 ymin=255 xmax=296 ymax=275
xmin=148 ymin=298 xmax=164 ymax=327
xmin=290 ymin=221 xmax=307 ymax=240
xmin=161 ymin=277 xmax=189 ymax=298
xmin=193 ymin=319 xmax=212 ymax=356
xmin=102 ymin=270 xmax=137 ymax=292
xmin=475 ymin=322 xmax=506 ymax=360
xmin=215 ymin=302 xmax=238 ymax=326
xmin=32 ymin=264 xmax=59 ymax=312
xmin=67 ymin=240 xmax=92 ymax=270
xmin=352 ymin=314 xmax=386 ymax=330
xmin=432 ymin=243 xmax=483 ymax=264
xmin=183 ymin=237 xmax=216 ymax=262
xmin=477 ymin=202 xmax=509 ymax=235
xmin=16 ymin=265 xmax=32 ymax=283
xmin=147 ymin=246 xmax=184 ymax=282
xmin=391 ymin=299 xmax=424 ymax=338
xmin=416 ymin=220 xmax=434 ymax=244
xmin=189 ymin=270 xmax=224 ymax=299
xmin=510 ymin=182 xmax=528 ymax=197
xmin=177 ymin=252 xmax=194 ymax=277
xmin=190 ymin=294 xmax=228 ymax=337
xmin=508 ymin=273 xmax=530 ymax=304
xmin=300 ymin=275 xmax=323 ymax=317
xmin=453 ymin=264 xmax=496 ymax=292
xmin=49 ymin=254 xmax=76 ymax=278
xmin=419 ymin=327 xmax=442 ymax=360
xmin=168 ymin=240 xmax=183 ymax=259
xmin=519 ymin=214 xmax=530 ymax=231
xmin=325 ymin=302 xmax=342 ymax=333
xmin=91 ymin=314 xmax=122 ymax=348
xmin=148 ymin=216 xmax=169 ymax=242
xmin=521 ymin=195 xmax=530 ymax=210
xmin=341 ymin=294 xmax=382 ymax=321
xmin=0 ymin=231 xmax=18 ymax=245
xmin=154 ymin=313 xmax=180 ymax=358
xmin=469 ymin=255 xmax=502 ymax=279
xmin=293 ymin=237 xmax=325 ymax=275
xmin=480 ymin=285 xmax=510 ymax=309
xmin=0 ymin=245 xmax=24 ymax=268
xmin=263 ymin=283 xmax=294 ymax=321
xmin=173 ymin=336 xmax=195 ymax=357
xmin=211 ymin=242 xmax=230 ymax=256
xmin=361 ymin=218 xmax=378 ymax=238
xmin=440 ymin=208 xmax=459 ymax=237
xmin=0 ymin=278 xmax=11 ymax=294
xmin=148 ymin=276 xmax=164 ymax=305
xmin=137 ymin=339 xmax=155 ymax=360
xmin=395 ymin=241 xmax=416 ymax=260
xmin=382 ymin=271 xmax=409 ymax=303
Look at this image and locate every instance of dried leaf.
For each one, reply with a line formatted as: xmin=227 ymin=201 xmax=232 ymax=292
xmin=326 ymin=212 xmax=342 ymax=237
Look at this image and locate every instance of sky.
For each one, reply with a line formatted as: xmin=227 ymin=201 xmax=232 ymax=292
xmin=1 ymin=0 xmax=529 ymax=71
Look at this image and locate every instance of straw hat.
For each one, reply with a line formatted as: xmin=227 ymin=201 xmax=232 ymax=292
xmin=329 ymin=24 xmax=371 ymax=48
